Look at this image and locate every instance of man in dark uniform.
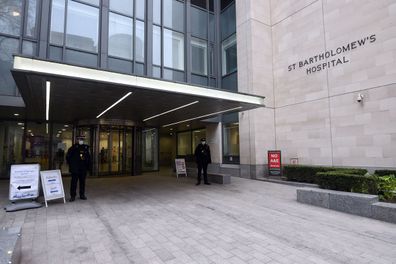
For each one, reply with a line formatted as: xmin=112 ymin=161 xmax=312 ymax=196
xmin=194 ymin=138 xmax=211 ymax=185
xmin=66 ymin=136 xmax=91 ymax=201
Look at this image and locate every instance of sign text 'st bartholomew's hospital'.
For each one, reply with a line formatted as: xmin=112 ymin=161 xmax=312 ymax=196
xmin=288 ymin=34 xmax=376 ymax=75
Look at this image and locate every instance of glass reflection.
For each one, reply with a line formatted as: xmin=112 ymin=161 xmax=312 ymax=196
xmin=50 ymin=0 xmax=65 ymax=45
xmin=66 ymin=0 xmax=99 ymax=52
xmin=110 ymin=0 xmax=133 ymax=17
xmin=0 ymin=0 xmax=22 ymax=36
xmin=0 ymin=37 xmax=18 ymax=96
xmin=163 ymin=29 xmax=184 ymax=71
xmin=108 ymin=12 xmax=133 ymax=59
xmin=135 ymin=20 xmax=145 ymax=62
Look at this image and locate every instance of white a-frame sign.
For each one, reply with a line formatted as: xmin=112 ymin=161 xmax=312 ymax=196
xmin=40 ymin=170 xmax=66 ymax=207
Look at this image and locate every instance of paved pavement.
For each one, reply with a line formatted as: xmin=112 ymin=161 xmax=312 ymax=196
xmin=1 ymin=170 xmax=395 ymax=264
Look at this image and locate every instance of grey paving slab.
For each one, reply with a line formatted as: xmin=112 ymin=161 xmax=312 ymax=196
xmin=0 ymin=170 xmax=395 ymax=264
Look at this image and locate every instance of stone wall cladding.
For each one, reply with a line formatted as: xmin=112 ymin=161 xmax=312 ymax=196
xmin=237 ymin=0 xmax=396 ymax=172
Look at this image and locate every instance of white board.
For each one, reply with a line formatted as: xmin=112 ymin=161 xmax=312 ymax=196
xmin=40 ymin=170 xmax=66 ymax=207
xmin=9 ymin=164 xmax=40 ymax=201
xmin=175 ymin=158 xmax=187 ymax=178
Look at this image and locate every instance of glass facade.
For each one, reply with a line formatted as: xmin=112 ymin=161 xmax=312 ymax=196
xmin=0 ymin=0 xmax=239 ymax=176
xmin=177 ymin=129 xmax=206 ymax=157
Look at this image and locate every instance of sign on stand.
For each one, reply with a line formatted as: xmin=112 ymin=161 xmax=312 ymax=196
xmin=175 ymin=158 xmax=187 ymax=178
xmin=40 ymin=170 xmax=66 ymax=207
xmin=268 ymin=150 xmax=282 ymax=176
xmin=9 ymin=164 xmax=40 ymax=201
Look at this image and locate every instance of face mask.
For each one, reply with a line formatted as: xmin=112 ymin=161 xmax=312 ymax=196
xmin=78 ymin=140 xmax=84 ymax=145
xmin=201 ymin=141 xmax=206 ymax=145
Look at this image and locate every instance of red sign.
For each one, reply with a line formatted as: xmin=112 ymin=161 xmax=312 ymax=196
xmin=268 ymin=150 xmax=281 ymax=176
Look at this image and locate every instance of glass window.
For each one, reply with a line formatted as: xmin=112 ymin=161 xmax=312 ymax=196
xmin=209 ymin=0 xmax=214 ymax=12
xmin=109 ymin=13 xmax=133 ymax=60
xmin=0 ymin=122 xmax=23 ymax=178
xmin=191 ymin=0 xmax=206 ymax=9
xmin=220 ymin=2 xmax=236 ymax=40
xmin=52 ymin=124 xmax=73 ymax=174
xmin=79 ymin=0 xmax=99 ymax=6
xmin=25 ymin=123 xmax=50 ymax=170
xmin=191 ymin=38 xmax=207 ymax=75
xmin=152 ymin=26 xmax=161 ymax=66
xmin=135 ymin=20 xmax=145 ymax=62
xmin=163 ymin=0 xmax=184 ymax=32
xmin=66 ymin=0 xmax=99 ymax=52
xmin=135 ymin=63 xmax=144 ymax=75
xmin=0 ymin=37 xmax=18 ymax=96
xmin=22 ymin=41 xmax=36 ymax=56
xmin=152 ymin=66 xmax=161 ymax=78
xmin=209 ymin=14 xmax=215 ymax=42
xmin=163 ymin=68 xmax=185 ymax=82
xmin=50 ymin=0 xmax=65 ymax=45
xmin=0 ymin=0 xmax=22 ymax=36
xmin=191 ymin=6 xmax=207 ymax=39
xmin=142 ymin=128 xmax=158 ymax=171
xmin=222 ymin=71 xmax=237 ymax=91
xmin=191 ymin=74 xmax=207 ymax=86
xmin=177 ymin=131 xmax=191 ymax=155
xmin=221 ymin=0 xmax=233 ymax=10
xmin=153 ymin=0 xmax=161 ymax=25
xmin=221 ymin=34 xmax=237 ymax=76
xmin=108 ymin=57 xmax=133 ymax=74
xmin=49 ymin=45 xmax=63 ymax=60
xmin=25 ymin=0 xmax=38 ymax=38
xmin=192 ymin=129 xmax=206 ymax=150
xmin=65 ymin=49 xmax=98 ymax=67
xmin=163 ymin=29 xmax=184 ymax=71
xmin=223 ymin=122 xmax=239 ymax=164
xmin=136 ymin=0 xmax=145 ymax=20
xmin=109 ymin=0 xmax=133 ymax=16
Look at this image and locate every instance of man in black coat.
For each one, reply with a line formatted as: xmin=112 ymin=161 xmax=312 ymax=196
xmin=194 ymin=138 xmax=211 ymax=185
xmin=66 ymin=136 xmax=91 ymax=201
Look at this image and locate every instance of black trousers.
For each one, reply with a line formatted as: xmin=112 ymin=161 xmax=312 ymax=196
xmin=70 ymin=171 xmax=86 ymax=198
xmin=197 ymin=162 xmax=209 ymax=183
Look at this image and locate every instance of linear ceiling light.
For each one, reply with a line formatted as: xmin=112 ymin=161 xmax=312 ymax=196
xmin=46 ymin=81 xmax=51 ymax=121
xmin=162 ymin=106 xmax=243 ymax=128
xmin=96 ymin=92 xmax=132 ymax=118
xmin=143 ymin=101 xmax=199 ymax=122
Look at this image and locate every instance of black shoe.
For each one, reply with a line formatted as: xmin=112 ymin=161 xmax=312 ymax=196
xmin=196 ymin=182 xmax=201 ymax=186
xmin=69 ymin=197 xmax=75 ymax=202
xmin=204 ymin=182 xmax=211 ymax=185
xmin=80 ymin=196 xmax=87 ymax=200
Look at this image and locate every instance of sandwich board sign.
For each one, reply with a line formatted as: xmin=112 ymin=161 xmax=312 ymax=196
xmin=9 ymin=164 xmax=40 ymax=201
xmin=40 ymin=170 xmax=66 ymax=207
xmin=175 ymin=158 xmax=187 ymax=178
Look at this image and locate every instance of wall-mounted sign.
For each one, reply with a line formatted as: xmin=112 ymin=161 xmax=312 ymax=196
xmin=9 ymin=164 xmax=40 ymax=201
xmin=288 ymin=34 xmax=376 ymax=75
xmin=40 ymin=170 xmax=66 ymax=207
xmin=268 ymin=150 xmax=281 ymax=176
xmin=290 ymin=158 xmax=299 ymax=165
xmin=175 ymin=158 xmax=187 ymax=178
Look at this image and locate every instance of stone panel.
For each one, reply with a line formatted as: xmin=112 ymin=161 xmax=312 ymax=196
xmin=236 ymin=0 xmax=271 ymax=27
xmin=330 ymin=84 xmax=396 ymax=167
xmin=272 ymin=1 xmax=328 ymax=107
xmin=275 ymin=98 xmax=332 ymax=166
xmin=324 ymin=0 xmax=396 ymax=96
xmin=270 ymin=0 xmax=318 ymax=25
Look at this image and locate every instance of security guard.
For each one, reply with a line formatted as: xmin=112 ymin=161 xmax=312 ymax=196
xmin=66 ymin=135 xmax=91 ymax=201
xmin=194 ymin=138 xmax=212 ymax=185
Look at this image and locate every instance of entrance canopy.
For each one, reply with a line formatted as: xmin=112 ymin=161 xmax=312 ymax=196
xmin=12 ymin=56 xmax=265 ymax=128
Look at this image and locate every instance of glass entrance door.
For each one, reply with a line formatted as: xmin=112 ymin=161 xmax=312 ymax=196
xmin=98 ymin=126 xmax=132 ymax=175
